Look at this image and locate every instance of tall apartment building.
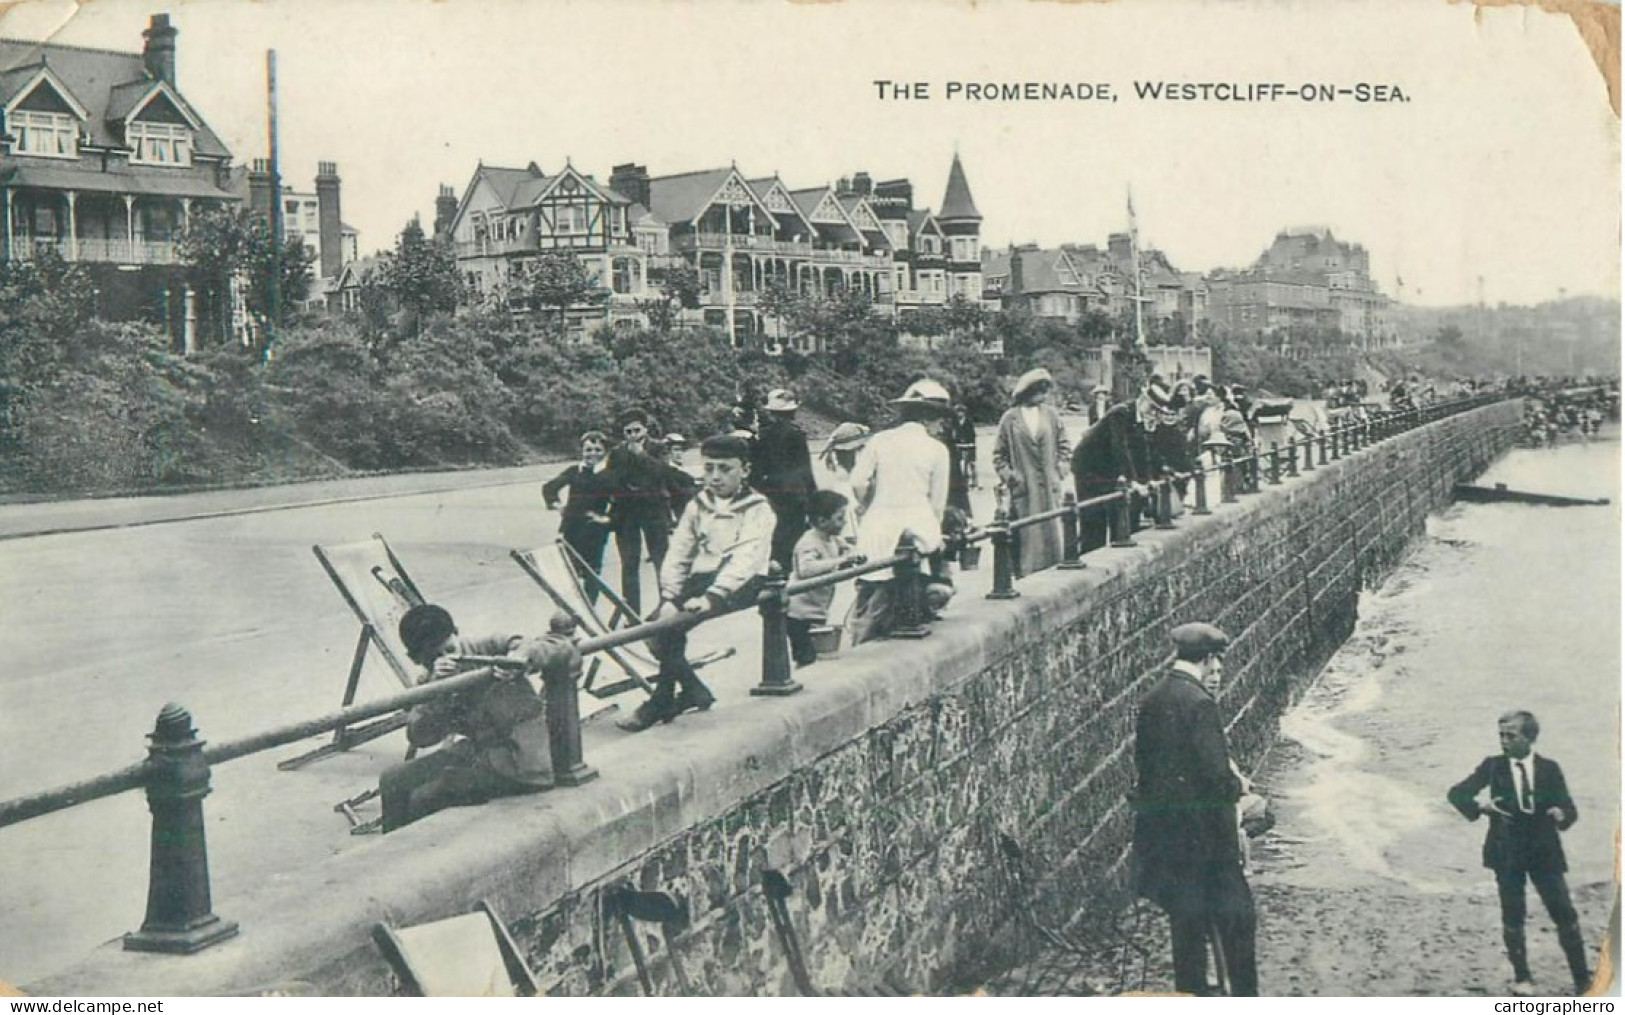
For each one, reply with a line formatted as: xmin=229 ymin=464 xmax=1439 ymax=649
xmin=1207 ymin=227 xmax=1395 ymax=349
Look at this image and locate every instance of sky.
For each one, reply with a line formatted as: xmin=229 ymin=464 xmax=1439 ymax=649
xmin=0 ymin=0 xmax=1616 ymax=308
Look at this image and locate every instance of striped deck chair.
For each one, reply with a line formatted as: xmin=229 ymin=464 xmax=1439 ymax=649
xmin=280 ymin=533 xmax=428 ymax=771
xmin=509 ymin=540 xmax=734 ymax=699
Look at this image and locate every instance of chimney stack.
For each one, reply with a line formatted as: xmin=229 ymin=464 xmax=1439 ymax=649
xmin=852 ymin=171 xmax=873 ymax=197
xmin=434 ymin=184 xmax=457 ymax=239
xmin=142 ymin=14 xmax=178 ymax=87
xmin=247 ymin=159 xmax=274 ymax=227
xmin=609 ymin=163 xmax=650 ymax=210
xmin=315 ymin=161 xmax=343 ymax=279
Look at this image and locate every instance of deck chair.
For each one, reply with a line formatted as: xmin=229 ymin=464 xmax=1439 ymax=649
xmin=279 ymin=533 xmax=428 ymax=771
xmin=606 ymin=886 xmax=696 ymax=996
xmin=760 ymin=870 xmax=908 ymax=996
xmin=510 ymin=540 xmax=735 ymax=699
xmin=372 ymin=899 xmax=538 ymax=997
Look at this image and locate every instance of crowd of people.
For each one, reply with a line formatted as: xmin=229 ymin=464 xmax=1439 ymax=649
xmin=1517 ymin=384 xmax=1618 ymax=447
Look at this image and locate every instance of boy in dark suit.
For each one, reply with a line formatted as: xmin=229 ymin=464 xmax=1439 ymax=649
xmin=1448 ymin=711 xmax=1592 ymax=995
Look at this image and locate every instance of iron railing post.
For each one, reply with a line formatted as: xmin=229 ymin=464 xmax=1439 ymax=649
xmin=124 ymin=704 xmax=238 ymax=954
xmin=1193 ymin=463 xmax=1211 ymax=515
xmin=1220 ymin=456 xmax=1238 ymax=504
xmin=1267 ymin=443 xmax=1282 ymax=485
xmin=986 ymin=508 xmax=1021 ymax=600
xmin=1111 ymin=477 xmax=1137 ymax=547
xmin=540 ymin=634 xmax=599 ymax=784
xmin=891 ymin=537 xmax=930 ymax=637
xmin=1154 ymin=474 xmax=1175 ymax=529
xmin=753 ymin=563 xmax=804 ymax=693
xmin=1058 ymin=491 xmax=1084 ymax=569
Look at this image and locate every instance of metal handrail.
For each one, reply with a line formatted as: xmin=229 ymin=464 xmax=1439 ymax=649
xmin=0 ymin=389 xmax=1519 ymax=955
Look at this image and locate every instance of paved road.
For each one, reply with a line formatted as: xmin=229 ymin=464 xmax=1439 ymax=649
xmin=0 ymin=425 xmax=1046 ymax=985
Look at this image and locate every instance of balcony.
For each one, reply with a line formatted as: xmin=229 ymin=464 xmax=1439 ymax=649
xmin=675 ymin=233 xmax=890 ymax=266
xmin=8 ymin=237 xmax=178 ymax=265
xmin=892 ymin=288 xmax=948 ymax=306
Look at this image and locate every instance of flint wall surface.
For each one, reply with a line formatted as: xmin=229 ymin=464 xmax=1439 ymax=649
xmin=33 ymin=401 xmax=1520 ymax=997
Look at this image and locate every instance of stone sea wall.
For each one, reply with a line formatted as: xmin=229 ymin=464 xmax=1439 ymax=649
xmin=35 ymin=401 xmax=1519 ymax=997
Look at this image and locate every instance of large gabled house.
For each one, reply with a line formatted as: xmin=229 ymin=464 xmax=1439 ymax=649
xmin=0 ymin=14 xmax=239 ymax=348
xmin=438 ymin=153 xmax=984 ymax=350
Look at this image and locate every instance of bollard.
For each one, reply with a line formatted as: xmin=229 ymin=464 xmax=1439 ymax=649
xmin=1058 ymin=491 xmax=1085 ymax=569
xmin=1267 ymin=443 xmax=1282 ymax=485
xmin=540 ymin=637 xmax=599 ymax=784
xmin=891 ymin=537 xmax=931 ymax=638
xmin=986 ymin=507 xmax=1021 ymax=600
xmin=1286 ymin=440 xmax=1300 ymax=477
xmin=1301 ymin=436 xmax=1315 ymax=472
xmin=752 ymin=563 xmax=805 ymax=694
xmin=1111 ymin=477 xmax=1137 ymax=547
xmin=1318 ymin=434 xmax=1328 ymax=467
xmin=124 ymin=704 xmax=239 ymax=954
xmin=1220 ymin=456 xmax=1238 ymax=504
xmin=1154 ymin=475 xmax=1175 ymax=529
xmin=1193 ymin=462 xmax=1211 ymax=515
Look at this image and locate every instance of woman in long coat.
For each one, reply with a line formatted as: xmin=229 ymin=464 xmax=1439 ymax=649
xmin=992 ymin=368 xmax=1071 ymax=575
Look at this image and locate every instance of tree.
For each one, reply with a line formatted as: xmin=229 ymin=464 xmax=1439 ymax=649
xmin=513 ymin=250 xmax=607 ymax=328
xmin=377 ymin=218 xmax=464 ymax=340
xmin=639 ymin=261 xmax=704 ymax=335
xmin=178 ymin=207 xmax=315 ymax=349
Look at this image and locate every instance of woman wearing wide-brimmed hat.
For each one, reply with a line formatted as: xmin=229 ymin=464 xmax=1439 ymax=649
xmin=845 ymin=379 xmax=953 ymax=646
xmin=818 ymin=422 xmax=871 ymax=543
xmin=992 ymin=367 xmax=1071 ymax=576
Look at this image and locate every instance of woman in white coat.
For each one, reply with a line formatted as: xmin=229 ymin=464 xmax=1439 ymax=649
xmin=846 ymin=379 xmax=953 ymax=646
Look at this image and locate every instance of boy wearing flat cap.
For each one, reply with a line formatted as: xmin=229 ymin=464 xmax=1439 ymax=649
xmin=617 ymin=434 xmax=776 ymax=732
xmin=1133 ymin=621 xmax=1259 ymax=995
xmin=378 ymin=604 xmax=574 ymax=832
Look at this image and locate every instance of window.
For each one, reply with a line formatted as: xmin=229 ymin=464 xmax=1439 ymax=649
xmin=553 ymin=204 xmax=588 ymax=234
xmin=611 ymin=257 xmax=641 ymax=294
xmin=128 ymin=121 xmax=191 ymax=165
xmin=11 ymin=110 xmax=76 ymax=158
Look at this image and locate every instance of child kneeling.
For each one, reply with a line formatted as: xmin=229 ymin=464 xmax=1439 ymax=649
xmin=787 ymin=489 xmax=865 ymax=667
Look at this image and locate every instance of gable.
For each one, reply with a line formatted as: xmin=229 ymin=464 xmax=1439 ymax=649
xmin=5 ymin=67 xmax=88 ymax=120
xmin=758 ymin=181 xmax=797 ymax=215
xmin=846 ymin=200 xmax=884 ymax=236
xmin=805 ymin=190 xmax=849 ymax=226
xmin=130 ymin=89 xmax=192 ymax=126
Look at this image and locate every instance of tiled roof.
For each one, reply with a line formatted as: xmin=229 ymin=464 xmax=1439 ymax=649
xmin=475 ymin=164 xmax=547 ymax=208
xmin=0 ymin=38 xmax=229 ymax=157
xmin=647 ymin=167 xmax=733 ymax=226
xmin=906 ymin=208 xmax=938 ymax=236
xmin=1 ymin=161 xmax=236 ymax=200
xmin=938 ymin=153 xmax=980 ymax=221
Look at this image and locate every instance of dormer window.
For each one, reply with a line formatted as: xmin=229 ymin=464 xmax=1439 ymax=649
xmin=10 ymin=110 xmax=77 ymax=157
xmin=128 ymin=121 xmax=191 ymax=165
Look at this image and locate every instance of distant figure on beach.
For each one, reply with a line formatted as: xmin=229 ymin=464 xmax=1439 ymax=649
xmin=1448 ymin=710 xmax=1592 ymax=996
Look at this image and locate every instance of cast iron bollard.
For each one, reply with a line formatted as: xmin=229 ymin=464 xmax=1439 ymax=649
xmin=1058 ymin=491 xmax=1085 ymax=569
xmin=1193 ymin=462 xmax=1211 ymax=515
xmin=1111 ymin=477 xmax=1137 ymax=547
xmin=1318 ymin=434 xmax=1328 ymax=467
xmin=1286 ymin=440 xmax=1300 ymax=477
xmin=1301 ymin=435 xmax=1315 ymax=471
xmin=986 ymin=506 xmax=1021 ymax=600
xmin=124 ymin=704 xmax=239 ymax=954
xmin=1267 ymin=443 xmax=1282 ymax=485
xmin=1220 ymin=456 xmax=1238 ymax=504
xmin=540 ymin=636 xmax=599 ymax=785
xmin=752 ymin=563 xmax=804 ymax=695
xmin=1154 ymin=475 xmax=1175 ymax=529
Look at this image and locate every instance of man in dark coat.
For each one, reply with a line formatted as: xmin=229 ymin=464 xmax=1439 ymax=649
xmin=1071 ymin=403 xmax=1147 ymax=553
xmin=1448 ymin=711 xmax=1591 ymax=995
xmin=605 ymin=408 xmax=671 ymax=614
xmin=751 ymin=388 xmax=817 ymax=571
xmin=1133 ymin=622 xmax=1258 ymax=996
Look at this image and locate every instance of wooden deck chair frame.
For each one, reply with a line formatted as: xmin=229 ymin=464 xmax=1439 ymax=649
xmin=510 ymin=540 xmax=736 ymax=699
xmin=372 ymin=899 xmax=538 ymax=997
xmin=279 ymin=532 xmax=427 ymax=771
